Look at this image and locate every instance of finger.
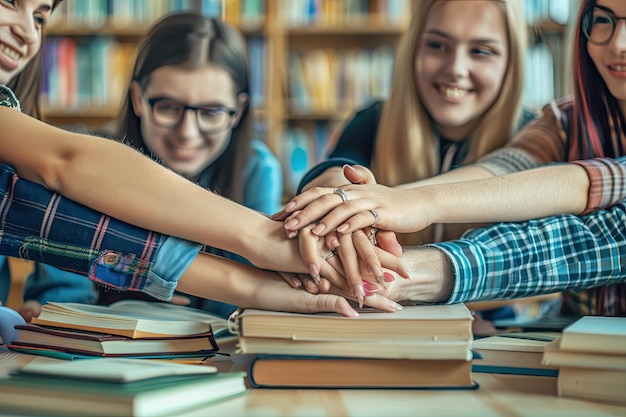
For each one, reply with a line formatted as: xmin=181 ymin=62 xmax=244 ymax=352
xmin=352 ymin=229 xmax=385 ymax=286
xmin=284 ymin=190 xmax=366 ymax=234
xmin=169 ymin=294 xmax=192 ymax=306
xmin=278 ymin=272 xmax=303 ymax=289
xmin=337 ymin=231 xmax=365 ymax=307
xmin=308 ymin=293 xmax=359 ymax=317
xmin=324 ymin=230 xmax=341 ymax=251
xmin=375 ymin=246 xmax=410 ymax=279
xmin=343 ymin=164 xmax=377 ymax=185
xmin=376 ymin=231 xmax=403 ymax=257
xmin=361 ymin=292 xmax=404 ymax=312
xmin=281 ymin=186 xmax=337 ymax=215
xmin=319 ymin=252 xmax=349 ymax=291
xmin=298 ymin=226 xmax=323 ymax=285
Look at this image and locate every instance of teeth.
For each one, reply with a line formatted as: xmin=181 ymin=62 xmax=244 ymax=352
xmin=613 ymin=65 xmax=626 ymax=72
xmin=442 ymin=87 xmax=467 ymax=99
xmin=0 ymin=44 xmax=20 ymax=61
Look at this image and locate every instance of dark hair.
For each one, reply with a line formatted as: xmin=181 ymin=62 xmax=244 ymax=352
xmin=570 ymin=0 xmax=624 ymax=159
xmin=7 ymin=0 xmax=63 ymax=117
xmin=117 ymin=12 xmax=252 ymax=204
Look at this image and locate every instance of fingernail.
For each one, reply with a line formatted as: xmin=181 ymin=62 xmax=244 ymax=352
xmin=337 ymin=224 xmax=348 ymax=233
xmin=291 ymin=278 xmax=302 ymax=288
xmin=285 ymin=219 xmax=299 ymax=229
xmin=362 ymin=279 xmax=382 ymax=293
xmin=309 ymin=264 xmax=320 ymax=284
xmin=312 ymin=223 xmax=326 ymax=235
xmin=284 ymin=201 xmax=296 ymax=212
xmin=388 ymin=301 xmax=403 ymax=311
xmin=383 ymin=272 xmax=395 ymax=282
xmin=353 ymin=284 xmax=365 ymax=309
xmin=357 ymin=296 xmax=364 ymax=309
xmin=330 ymin=239 xmax=340 ymax=249
xmin=343 ymin=164 xmax=357 ymax=172
xmin=287 ymin=232 xmax=297 ymax=239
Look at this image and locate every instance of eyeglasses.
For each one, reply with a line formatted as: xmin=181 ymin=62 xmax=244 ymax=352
xmin=582 ymin=5 xmax=626 ymax=46
xmin=146 ymin=97 xmax=237 ymax=134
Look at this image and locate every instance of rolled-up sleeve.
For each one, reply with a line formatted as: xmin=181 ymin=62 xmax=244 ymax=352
xmin=0 ymin=164 xmax=202 ymax=301
xmin=429 ymin=200 xmax=626 ymax=304
xmin=571 ymin=156 xmax=626 ymax=214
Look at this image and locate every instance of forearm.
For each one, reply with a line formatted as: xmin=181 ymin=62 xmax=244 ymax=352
xmin=431 ymin=201 xmax=626 ymax=303
xmin=390 ymin=247 xmax=454 ymax=303
xmin=396 ymin=165 xmax=495 ymax=189
xmin=0 ymin=109 xmax=291 ymax=269
xmin=416 ymin=164 xmax=588 ymax=224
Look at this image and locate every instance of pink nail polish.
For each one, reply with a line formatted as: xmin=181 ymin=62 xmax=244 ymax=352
xmin=362 ymin=279 xmax=382 ymax=293
xmin=384 ymin=272 xmax=395 ymax=282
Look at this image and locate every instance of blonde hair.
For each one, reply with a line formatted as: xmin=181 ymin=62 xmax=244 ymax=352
xmin=372 ymin=0 xmax=526 ymax=186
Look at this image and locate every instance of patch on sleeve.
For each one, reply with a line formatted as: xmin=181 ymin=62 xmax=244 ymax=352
xmin=89 ymin=251 xmax=153 ymax=291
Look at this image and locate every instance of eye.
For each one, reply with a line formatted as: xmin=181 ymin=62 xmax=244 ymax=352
xmin=155 ymin=101 xmax=182 ymax=114
xmin=425 ymin=41 xmax=447 ymax=51
xmin=199 ymin=107 xmax=226 ymax=118
xmin=471 ymin=47 xmax=494 ymax=57
xmin=34 ymin=13 xmax=46 ymax=28
xmin=592 ymin=15 xmax=613 ymax=26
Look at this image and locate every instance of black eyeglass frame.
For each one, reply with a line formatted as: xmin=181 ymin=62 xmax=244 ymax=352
xmin=145 ymin=96 xmax=238 ymax=134
xmin=582 ymin=4 xmax=626 ymax=46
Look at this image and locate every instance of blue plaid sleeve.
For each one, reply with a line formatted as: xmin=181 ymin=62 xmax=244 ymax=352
xmin=431 ymin=200 xmax=626 ymax=303
xmin=0 ymin=164 xmax=201 ymax=300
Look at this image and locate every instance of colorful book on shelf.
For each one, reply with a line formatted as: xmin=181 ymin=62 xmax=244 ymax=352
xmin=12 ymin=324 xmax=218 ymax=357
xmin=247 ymin=354 xmax=477 ymax=389
xmin=230 ymin=303 xmax=474 ymax=342
xmin=30 ymin=300 xmax=230 ymax=339
xmin=0 ymin=357 xmax=247 ymax=416
xmin=558 ymin=316 xmax=626 ymax=354
xmin=471 ymin=333 xmax=560 ymax=377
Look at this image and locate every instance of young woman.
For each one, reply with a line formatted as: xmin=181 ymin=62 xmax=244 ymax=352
xmin=0 ymin=0 xmax=404 ymax=320
xmin=280 ymin=0 xmax=626 ymax=316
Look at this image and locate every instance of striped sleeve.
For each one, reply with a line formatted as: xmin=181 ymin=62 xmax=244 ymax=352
xmin=571 ymin=156 xmax=626 ymax=214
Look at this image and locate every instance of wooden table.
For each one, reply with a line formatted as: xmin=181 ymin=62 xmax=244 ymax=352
xmin=2 ymin=342 xmax=625 ymax=417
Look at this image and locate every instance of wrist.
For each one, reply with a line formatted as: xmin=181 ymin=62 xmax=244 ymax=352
xmin=397 ymin=247 xmax=454 ymax=303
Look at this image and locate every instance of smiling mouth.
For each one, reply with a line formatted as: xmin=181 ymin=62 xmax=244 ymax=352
xmin=0 ymin=43 xmax=21 ymax=61
xmin=437 ymin=85 xmax=470 ymax=100
xmin=608 ymin=64 xmax=626 ymax=72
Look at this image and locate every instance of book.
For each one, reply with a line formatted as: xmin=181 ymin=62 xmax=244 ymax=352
xmin=13 ymin=324 xmax=218 ymax=357
xmin=557 ymin=366 xmax=626 ymax=405
xmin=230 ymin=303 xmax=473 ymax=342
xmin=471 ymin=333 xmax=560 ymax=376
xmin=0 ymin=357 xmax=247 ymax=416
xmin=31 ymin=300 xmax=230 ymax=339
xmin=559 ymin=316 xmax=626 ymax=354
xmin=247 ymin=354 xmax=476 ymax=389
xmin=542 ymin=337 xmax=626 ymax=370
xmin=238 ymin=336 xmax=473 ymax=360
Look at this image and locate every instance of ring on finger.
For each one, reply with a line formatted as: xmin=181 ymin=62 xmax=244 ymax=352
xmin=333 ymin=188 xmax=348 ymax=202
xmin=325 ymin=249 xmax=338 ymax=260
xmin=368 ymin=209 xmax=379 ymax=228
xmin=368 ymin=227 xmax=378 ymax=246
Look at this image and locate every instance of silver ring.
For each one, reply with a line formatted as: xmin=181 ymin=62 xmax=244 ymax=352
xmin=368 ymin=209 xmax=379 ymax=228
xmin=325 ymin=249 xmax=337 ymax=260
xmin=368 ymin=227 xmax=378 ymax=246
xmin=333 ymin=188 xmax=348 ymax=202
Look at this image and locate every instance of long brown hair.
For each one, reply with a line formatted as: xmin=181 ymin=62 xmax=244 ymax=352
xmin=7 ymin=0 xmax=64 ymax=118
xmin=117 ymin=12 xmax=252 ymax=204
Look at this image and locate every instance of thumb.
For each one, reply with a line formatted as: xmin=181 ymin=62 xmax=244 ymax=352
xmin=343 ymin=164 xmax=377 ymax=185
xmin=376 ymin=231 xmax=403 ymax=257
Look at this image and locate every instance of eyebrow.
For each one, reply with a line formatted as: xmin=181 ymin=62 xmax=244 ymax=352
xmin=424 ymin=29 xmax=504 ymax=45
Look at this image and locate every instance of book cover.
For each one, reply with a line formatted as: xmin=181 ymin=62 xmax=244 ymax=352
xmin=0 ymin=359 xmax=247 ymax=417
xmin=542 ymin=337 xmax=626 ymax=370
xmin=13 ymin=324 xmax=218 ymax=356
xmin=31 ymin=300 xmax=230 ymax=339
xmin=248 ymin=354 xmax=477 ymax=389
xmin=232 ymin=303 xmax=473 ymax=342
xmin=559 ymin=316 xmax=626 ymax=354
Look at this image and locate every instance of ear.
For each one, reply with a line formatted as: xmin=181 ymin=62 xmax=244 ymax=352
xmin=231 ymin=92 xmax=249 ymax=127
xmin=129 ymin=81 xmax=144 ymax=118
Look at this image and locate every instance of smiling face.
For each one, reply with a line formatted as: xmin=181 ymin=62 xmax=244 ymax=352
xmin=0 ymin=0 xmax=52 ymax=84
xmin=414 ymin=0 xmax=509 ymax=140
xmin=131 ymin=64 xmax=243 ymax=179
xmin=586 ymin=0 xmax=626 ymax=109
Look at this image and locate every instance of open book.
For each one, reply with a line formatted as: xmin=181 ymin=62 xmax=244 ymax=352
xmin=31 ymin=300 xmax=230 ymax=338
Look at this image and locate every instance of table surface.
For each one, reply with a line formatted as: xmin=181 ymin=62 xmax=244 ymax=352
xmin=2 ymin=338 xmax=626 ymax=417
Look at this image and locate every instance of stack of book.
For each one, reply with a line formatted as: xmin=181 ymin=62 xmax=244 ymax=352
xmin=541 ymin=316 xmax=626 ymax=405
xmin=231 ymin=303 xmax=476 ymax=389
xmin=471 ymin=332 xmax=560 ymax=376
xmin=10 ymin=300 xmax=230 ymax=359
xmin=0 ymin=356 xmax=247 ymax=416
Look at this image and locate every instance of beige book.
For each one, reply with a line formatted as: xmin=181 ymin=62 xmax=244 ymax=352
xmin=560 ymin=316 xmax=626 ymax=354
xmin=542 ymin=337 xmax=626 ymax=370
xmin=558 ymin=366 xmax=626 ymax=405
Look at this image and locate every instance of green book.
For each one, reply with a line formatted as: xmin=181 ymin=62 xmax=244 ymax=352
xmin=0 ymin=358 xmax=247 ymax=416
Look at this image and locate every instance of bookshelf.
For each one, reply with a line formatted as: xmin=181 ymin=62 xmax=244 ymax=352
xmin=40 ymin=0 xmax=578 ymax=196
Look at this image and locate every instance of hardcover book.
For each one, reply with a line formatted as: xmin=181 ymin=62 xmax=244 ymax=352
xmin=0 ymin=357 xmax=247 ymax=416
xmin=247 ymin=354 xmax=476 ymax=389
xmin=13 ymin=324 xmax=218 ymax=357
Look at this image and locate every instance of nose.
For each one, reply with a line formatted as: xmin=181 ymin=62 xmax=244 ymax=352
xmin=176 ymin=109 xmax=201 ymax=140
xmin=12 ymin=13 xmax=39 ymax=46
xmin=447 ymin=48 xmax=470 ymax=79
xmin=611 ymin=20 xmax=626 ymax=55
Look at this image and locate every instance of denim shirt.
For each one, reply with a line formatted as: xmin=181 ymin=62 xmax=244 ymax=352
xmin=0 ymin=85 xmax=201 ymax=302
